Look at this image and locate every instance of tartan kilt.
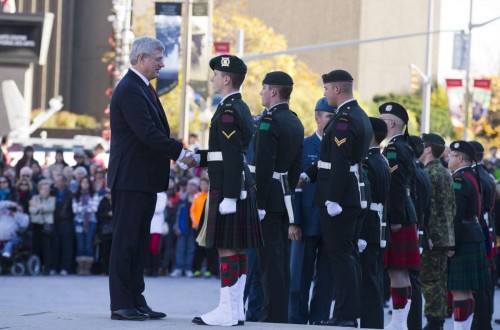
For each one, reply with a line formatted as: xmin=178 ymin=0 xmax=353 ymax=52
xmin=204 ymin=188 xmax=264 ymax=249
xmin=447 ymin=241 xmax=491 ymax=291
xmin=384 ymin=223 xmax=421 ymax=271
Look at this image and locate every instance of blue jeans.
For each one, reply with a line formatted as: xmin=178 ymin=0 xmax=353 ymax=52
xmin=2 ymin=236 xmax=21 ymax=255
xmin=75 ymin=221 xmax=97 ymax=257
xmin=174 ymin=228 xmax=195 ymax=271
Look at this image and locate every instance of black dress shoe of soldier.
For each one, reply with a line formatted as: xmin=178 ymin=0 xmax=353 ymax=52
xmin=111 ymin=308 xmax=149 ymax=321
xmin=192 ymin=316 xmax=206 ymax=325
xmin=136 ymin=306 xmax=166 ymax=319
xmin=317 ymin=317 xmax=358 ymax=327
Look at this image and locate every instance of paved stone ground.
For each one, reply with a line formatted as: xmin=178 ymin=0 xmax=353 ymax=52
xmin=0 ymin=275 xmax=499 ymax=329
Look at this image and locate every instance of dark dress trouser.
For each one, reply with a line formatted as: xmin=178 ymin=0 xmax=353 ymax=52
xmin=408 ymin=270 xmax=423 ymax=330
xmin=109 ymin=189 xmax=156 ymax=311
xmin=258 ymin=211 xmax=290 ymax=323
xmin=320 ymin=206 xmax=362 ymax=321
xmin=360 ymin=243 xmax=385 ymax=329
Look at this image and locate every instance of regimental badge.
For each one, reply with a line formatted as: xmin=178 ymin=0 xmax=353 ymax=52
xmin=334 ymin=136 xmax=346 ymax=147
xmin=221 ymin=57 xmax=230 ymax=67
xmin=386 ymin=104 xmax=393 ymax=112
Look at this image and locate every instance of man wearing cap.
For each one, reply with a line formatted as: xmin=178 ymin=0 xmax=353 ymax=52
xmin=359 ymin=117 xmax=391 ymax=329
xmin=447 ymin=140 xmax=490 ymax=330
xmin=419 ymin=133 xmax=455 ymax=330
xmin=379 ymin=102 xmax=421 ymax=330
xmin=303 ymin=69 xmax=372 ymax=327
xmin=192 ymin=55 xmax=264 ymax=326
xmin=252 ymin=70 xmax=304 ymax=323
xmin=288 ymin=97 xmax=334 ymax=325
xmin=107 ymin=36 xmax=195 ymax=321
xmin=469 ymin=140 xmax=496 ymax=330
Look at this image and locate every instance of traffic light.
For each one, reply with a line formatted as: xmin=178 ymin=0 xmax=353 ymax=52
xmin=410 ymin=68 xmax=422 ymax=94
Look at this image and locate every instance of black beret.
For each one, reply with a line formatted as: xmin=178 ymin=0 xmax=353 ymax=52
xmin=262 ymin=71 xmax=293 ymax=87
xmin=322 ymin=69 xmax=353 ymax=83
xmin=315 ymin=97 xmax=337 ymax=113
xmin=209 ymin=55 xmax=247 ymax=74
xmin=369 ymin=117 xmax=388 ymax=136
xmin=421 ymin=133 xmax=445 ymax=145
xmin=410 ymin=135 xmax=425 ymax=157
xmin=379 ymin=102 xmax=409 ymax=124
xmin=450 ymin=140 xmax=475 ymax=159
xmin=468 ymin=141 xmax=484 ymax=153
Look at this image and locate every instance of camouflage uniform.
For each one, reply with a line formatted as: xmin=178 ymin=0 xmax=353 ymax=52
xmin=420 ymin=159 xmax=455 ymax=322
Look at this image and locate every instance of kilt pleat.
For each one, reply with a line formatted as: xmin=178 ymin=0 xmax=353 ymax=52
xmin=205 ymin=188 xmax=264 ymax=249
xmin=384 ymin=223 xmax=421 ymax=271
xmin=447 ymin=241 xmax=490 ymax=291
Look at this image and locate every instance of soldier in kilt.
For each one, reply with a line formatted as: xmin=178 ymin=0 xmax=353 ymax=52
xmin=447 ymin=141 xmax=491 ymax=330
xmin=379 ymin=102 xmax=421 ymax=330
xmin=419 ymin=133 xmax=456 ymax=330
xmin=192 ymin=55 xmax=263 ymax=327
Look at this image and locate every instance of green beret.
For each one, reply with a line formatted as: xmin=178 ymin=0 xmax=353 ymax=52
xmin=262 ymin=71 xmax=293 ymax=87
xmin=420 ymin=133 xmax=445 ymax=145
xmin=450 ymin=140 xmax=475 ymax=159
xmin=209 ymin=55 xmax=247 ymax=74
xmin=322 ymin=69 xmax=353 ymax=83
xmin=379 ymin=102 xmax=409 ymax=124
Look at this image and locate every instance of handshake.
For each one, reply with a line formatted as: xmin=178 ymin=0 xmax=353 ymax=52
xmin=176 ymin=150 xmax=199 ymax=170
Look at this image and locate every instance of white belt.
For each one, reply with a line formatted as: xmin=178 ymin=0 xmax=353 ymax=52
xmin=273 ymin=171 xmax=287 ymax=180
xmin=370 ymin=203 xmax=383 ymax=212
xmin=317 ymin=161 xmax=358 ymax=172
xmin=248 ymin=165 xmax=256 ymax=173
xmin=207 ymin=151 xmax=223 ymax=162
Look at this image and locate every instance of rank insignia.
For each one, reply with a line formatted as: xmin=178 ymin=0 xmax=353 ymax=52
xmin=222 ymin=130 xmax=236 ymax=139
xmin=334 ymin=136 xmax=346 ymax=147
xmin=221 ymin=57 xmax=230 ymax=67
xmin=390 ymin=165 xmax=398 ymax=173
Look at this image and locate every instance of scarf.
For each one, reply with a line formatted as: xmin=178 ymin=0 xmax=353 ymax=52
xmin=0 ymin=188 xmax=10 ymax=201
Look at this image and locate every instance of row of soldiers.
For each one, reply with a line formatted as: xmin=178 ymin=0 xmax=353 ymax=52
xmin=190 ymin=54 xmax=495 ymax=330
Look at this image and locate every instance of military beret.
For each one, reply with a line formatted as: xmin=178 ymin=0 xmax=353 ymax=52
xmin=410 ymin=135 xmax=425 ymax=158
xmin=450 ymin=140 xmax=475 ymax=158
xmin=209 ymin=55 xmax=247 ymax=74
xmin=322 ymin=69 xmax=354 ymax=83
xmin=262 ymin=71 xmax=293 ymax=87
xmin=420 ymin=133 xmax=445 ymax=145
xmin=379 ymin=102 xmax=409 ymax=124
xmin=369 ymin=117 xmax=388 ymax=136
xmin=315 ymin=97 xmax=337 ymax=113
xmin=468 ymin=141 xmax=484 ymax=153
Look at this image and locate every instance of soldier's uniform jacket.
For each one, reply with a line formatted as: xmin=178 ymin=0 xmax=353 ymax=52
xmin=361 ymin=147 xmax=391 ymax=244
xmin=452 ymin=166 xmax=484 ymax=243
xmin=294 ymin=133 xmax=322 ymax=236
xmin=307 ymin=100 xmax=372 ymax=207
xmin=253 ymin=102 xmax=304 ymax=212
xmin=198 ymin=92 xmax=254 ymax=198
xmin=472 ymin=162 xmax=496 ymax=251
xmin=382 ymin=134 xmax=418 ymax=224
xmin=423 ymin=159 xmax=455 ymax=248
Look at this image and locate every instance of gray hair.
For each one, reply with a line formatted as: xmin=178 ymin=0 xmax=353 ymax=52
xmin=130 ymin=36 xmax=165 ymax=65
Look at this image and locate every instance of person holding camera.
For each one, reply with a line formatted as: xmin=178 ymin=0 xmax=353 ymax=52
xmin=29 ymin=179 xmax=56 ymax=275
xmin=0 ymin=201 xmax=29 ymax=258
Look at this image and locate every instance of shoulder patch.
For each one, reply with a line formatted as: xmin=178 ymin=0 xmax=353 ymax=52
xmin=453 ymin=182 xmax=462 ymax=189
xmin=222 ymin=114 xmax=234 ymax=123
xmin=335 ymin=122 xmax=348 ymax=131
xmin=259 ymin=122 xmax=270 ymax=131
xmin=387 ymin=151 xmax=397 ymax=159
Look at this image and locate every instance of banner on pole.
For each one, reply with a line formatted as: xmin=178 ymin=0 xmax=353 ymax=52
xmin=445 ymin=79 xmax=464 ymax=128
xmin=155 ymin=2 xmax=182 ymax=96
xmin=189 ymin=2 xmax=209 ymax=99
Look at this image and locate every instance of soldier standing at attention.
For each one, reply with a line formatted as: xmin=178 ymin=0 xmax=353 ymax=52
xmin=359 ymin=117 xmax=391 ymax=329
xmin=253 ymin=71 xmax=304 ymax=323
xmin=288 ymin=97 xmax=335 ymax=325
xmin=379 ymin=102 xmax=421 ymax=330
xmin=303 ymin=69 xmax=372 ymax=327
xmin=192 ymin=55 xmax=264 ymax=327
xmin=447 ymin=141 xmax=490 ymax=330
xmin=419 ymin=133 xmax=456 ymax=330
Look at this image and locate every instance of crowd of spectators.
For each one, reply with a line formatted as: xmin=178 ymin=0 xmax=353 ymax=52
xmin=0 ymin=135 xmax=216 ymax=278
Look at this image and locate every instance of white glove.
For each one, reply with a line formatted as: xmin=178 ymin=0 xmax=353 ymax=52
xmin=300 ymin=172 xmax=310 ymax=182
xmin=219 ymin=198 xmax=237 ymax=215
xmin=325 ymin=200 xmax=342 ymax=217
xmin=358 ymin=239 xmax=367 ymax=253
xmin=258 ymin=209 xmax=266 ymax=221
xmin=176 ymin=151 xmax=195 ymax=170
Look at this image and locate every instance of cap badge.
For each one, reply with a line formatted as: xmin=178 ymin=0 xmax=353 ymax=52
xmin=386 ymin=104 xmax=392 ymax=112
xmin=454 ymin=142 xmax=460 ymax=148
xmin=221 ymin=57 xmax=230 ymax=67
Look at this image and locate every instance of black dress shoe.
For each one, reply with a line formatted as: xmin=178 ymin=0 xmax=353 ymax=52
xmin=111 ymin=308 xmax=149 ymax=321
xmin=136 ymin=306 xmax=166 ymax=319
xmin=192 ymin=316 xmax=207 ymax=325
xmin=317 ymin=317 xmax=358 ymax=327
